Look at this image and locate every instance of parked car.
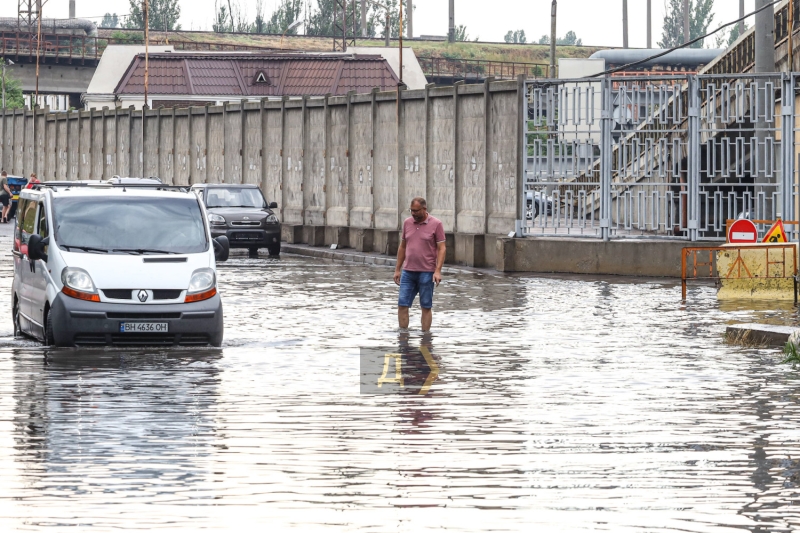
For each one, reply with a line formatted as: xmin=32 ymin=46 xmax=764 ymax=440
xmin=12 ymin=182 xmax=230 ymax=347
xmin=526 ymin=191 xmax=554 ymax=219
xmin=191 ymin=184 xmax=281 ymax=257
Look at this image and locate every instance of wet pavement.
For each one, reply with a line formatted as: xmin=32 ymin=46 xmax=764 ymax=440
xmin=0 ymin=221 xmax=800 ymax=531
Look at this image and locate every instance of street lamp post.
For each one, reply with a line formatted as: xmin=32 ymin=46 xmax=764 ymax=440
xmin=280 ymin=19 xmax=304 ymax=50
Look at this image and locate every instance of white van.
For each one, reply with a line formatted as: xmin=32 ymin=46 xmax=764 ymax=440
xmin=12 ymin=182 xmax=230 ymax=347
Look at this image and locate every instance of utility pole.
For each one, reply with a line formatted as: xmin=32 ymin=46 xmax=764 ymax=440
xmin=622 ymin=0 xmax=628 ymax=49
xmin=683 ymin=0 xmax=690 ymax=44
xmin=739 ymin=0 xmax=745 ymax=36
xmin=35 ymin=0 xmax=42 ymax=108
xmin=406 ymin=0 xmax=412 ymax=39
xmin=399 ymin=0 xmax=403 ymax=84
xmin=647 ymin=0 xmax=652 ymax=48
xmin=754 ymin=0 xmax=776 ymax=218
xmin=550 ymin=0 xmax=557 ymax=77
xmin=69 ymin=0 xmax=75 ymax=19
xmin=144 ymin=0 xmax=149 ymax=108
xmin=361 ymin=0 xmax=367 ymax=38
xmin=448 ymin=0 xmax=454 ymax=43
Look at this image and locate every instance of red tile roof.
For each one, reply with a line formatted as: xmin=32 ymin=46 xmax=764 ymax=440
xmin=115 ymin=53 xmax=400 ymax=97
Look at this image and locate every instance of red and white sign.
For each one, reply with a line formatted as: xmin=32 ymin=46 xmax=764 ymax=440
xmin=728 ymin=219 xmax=758 ymax=243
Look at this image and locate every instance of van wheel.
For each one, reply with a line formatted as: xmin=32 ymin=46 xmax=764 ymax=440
xmin=268 ymin=244 xmax=281 ymax=256
xmin=44 ymin=310 xmax=55 ymax=346
xmin=12 ymin=298 xmax=21 ymax=337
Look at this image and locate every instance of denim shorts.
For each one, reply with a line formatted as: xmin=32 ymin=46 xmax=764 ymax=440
xmin=398 ymin=270 xmax=435 ymax=309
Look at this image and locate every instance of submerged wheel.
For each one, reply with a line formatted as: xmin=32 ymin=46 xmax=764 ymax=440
xmin=12 ymin=298 xmax=21 ymax=337
xmin=268 ymin=243 xmax=281 ymax=256
xmin=248 ymin=247 xmax=259 ymax=258
xmin=44 ymin=309 xmax=55 ymax=347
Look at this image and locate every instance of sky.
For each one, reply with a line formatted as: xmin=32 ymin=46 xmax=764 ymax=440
xmin=0 ymin=0 xmax=760 ymax=48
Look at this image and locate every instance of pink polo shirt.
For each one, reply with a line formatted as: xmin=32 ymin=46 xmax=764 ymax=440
xmin=401 ymin=215 xmax=445 ymax=272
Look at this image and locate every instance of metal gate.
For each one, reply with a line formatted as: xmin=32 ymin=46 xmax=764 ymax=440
xmin=521 ymin=73 xmax=798 ymax=241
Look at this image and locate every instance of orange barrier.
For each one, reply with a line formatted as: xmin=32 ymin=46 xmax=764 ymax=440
xmin=681 ymin=244 xmax=798 ymax=302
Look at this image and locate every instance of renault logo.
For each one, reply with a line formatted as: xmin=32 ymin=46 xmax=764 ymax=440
xmin=137 ymin=290 xmax=148 ymax=303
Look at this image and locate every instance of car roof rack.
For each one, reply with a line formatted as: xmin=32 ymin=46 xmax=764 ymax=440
xmin=33 ymin=181 xmax=191 ymax=192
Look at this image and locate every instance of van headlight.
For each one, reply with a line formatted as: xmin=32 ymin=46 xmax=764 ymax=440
xmin=208 ymin=213 xmax=226 ymax=225
xmin=266 ymin=214 xmax=279 ymax=224
xmin=185 ymin=268 xmax=217 ymax=303
xmin=61 ymin=267 xmax=100 ymax=302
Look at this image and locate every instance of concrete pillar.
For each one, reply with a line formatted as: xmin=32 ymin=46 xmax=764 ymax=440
xmin=346 ymin=90 xmax=355 ymax=226
xmin=69 ymin=0 xmax=76 ymax=19
xmin=260 ymin=98 xmax=267 ymax=194
xmin=424 ymin=83 xmax=433 ymax=207
xmin=407 ymin=0 xmax=413 ymax=39
xmin=453 ymin=81 xmax=463 ymax=233
xmin=370 ymin=88 xmax=377 ymax=228
xmin=683 ymin=0 xmax=690 ymax=44
xmin=396 ymin=85 xmax=405 ymax=229
xmin=204 ymin=105 xmax=210 ymax=184
xmin=483 ymin=77 xmax=494 ymax=234
xmin=280 ymin=96 xmax=288 ymax=221
xmin=448 ymin=0 xmax=455 ymax=43
xmin=240 ymin=100 xmax=247 ymax=186
xmin=301 ymin=96 xmax=309 ymax=224
xmin=323 ymin=93 xmax=331 ymax=227
xmin=755 ymin=0 xmax=776 ymax=218
xmin=647 ymin=0 xmax=652 ymax=48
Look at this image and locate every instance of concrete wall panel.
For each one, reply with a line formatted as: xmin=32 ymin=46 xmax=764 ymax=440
xmin=457 ymin=93 xmax=487 ymax=234
xmin=130 ymin=114 xmax=143 ymax=179
xmin=90 ymin=114 xmax=104 ymax=179
xmin=488 ymin=90 xmax=519 ymax=235
xmin=283 ymin=106 xmax=304 ymax=224
xmin=430 ymin=96 xmax=456 ymax=231
xmin=243 ymin=107 xmax=261 ymax=186
xmin=402 ymin=98 xmax=426 ymax=219
xmin=157 ymin=111 xmax=174 ymax=183
xmin=305 ymin=104 xmax=326 ymax=225
xmin=350 ymin=101 xmax=373 ymax=228
xmin=13 ymin=112 xmax=25 ymax=175
xmin=34 ymin=112 xmax=45 ymax=177
xmin=143 ymin=110 xmax=160 ymax=179
xmin=207 ymin=109 xmax=224 ymax=184
xmin=102 ymin=112 xmax=117 ymax=179
xmin=223 ymin=105 xmax=243 ymax=184
xmin=67 ymin=115 xmax=79 ymax=179
xmin=262 ymin=107 xmax=282 ymax=208
xmin=45 ymin=116 xmax=56 ymax=180
xmin=174 ymin=110 xmax=190 ymax=186
xmin=373 ymin=98 xmax=398 ymax=229
xmin=116 ymin=110 xmax=130 ymax=178
xmin=327 ymin=104 xmax=349 ymax=226
xmin=189 ymin=108 xmax=207 ymax=185
xmin=78 ymin=112 xmax=91 ymax=179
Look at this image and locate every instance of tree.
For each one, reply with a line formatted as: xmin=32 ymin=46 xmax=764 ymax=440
xmin=101 ymin=13 xmax=120 ymax=28
xmin=125 ymin=0 xmax=182 ymax=31
xmin=307 ymin=0 xmax=379 ymax=38
xmin=715 ymin=19 xmax=748 ymax=48
xmin=538 ymin=31 xmax=581 ymax=46
xmin=265 ymin=0 xmax=304 ymax=34
xmin=504 ymin=29 xmax=527 ymax=44
xmin=658 ymin=0 xmax=714 ymax=49
xmin=212 ymin=1 xmax=232 ymax=32
xmin=1 ymin=60 xmax=24 ymax=110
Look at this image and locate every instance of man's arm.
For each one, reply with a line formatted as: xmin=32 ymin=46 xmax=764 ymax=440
xmin=3 ymin=182 xmax=9 ymax=195
xmin=434 ymin=241 xmax=446 ymax=285
xmin=394 ymin=240 xmax=407 ymax=285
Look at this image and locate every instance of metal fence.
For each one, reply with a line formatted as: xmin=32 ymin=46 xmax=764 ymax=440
xmin=520 ymin=73 xmax=798 ymax=242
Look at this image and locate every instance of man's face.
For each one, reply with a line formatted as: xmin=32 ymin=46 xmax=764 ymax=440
xmin=410 ymin=202 xmax=426 ymax=222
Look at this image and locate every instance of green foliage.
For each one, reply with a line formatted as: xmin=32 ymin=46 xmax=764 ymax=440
xmin=1 ymin=60 xmax=24 ymax=110
xmin=538 ymin=31 xmax=582 ymax=46
xmin=110 ymin=30 xmax=143 ymax=43
xmin=658 ymin=0 xmax=714 ymax=49
xmin=783 ymin=342 xmax=800 ymax=365
xmin=265 ymin=0 xmax=304 ymax=34
xmin=125 ymin=0 xmax=182 ymax=31
xmin=101 ymin=13 xmax=120 ymax=28
xmin=504 ymin=29 xmax=527 ymax=44
xmin=455 ymin=24 xmax=469 ymax=42
xmin=307 ymin=0 xmax=381 ymax=39
xmin=715 ymin=20 xmax=749 ymax=48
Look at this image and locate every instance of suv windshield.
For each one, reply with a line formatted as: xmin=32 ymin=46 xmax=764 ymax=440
xmin=205 ymin=187 xmax=266 ymax=208
xmin=53 ymin=196 xmax=208 ymax=254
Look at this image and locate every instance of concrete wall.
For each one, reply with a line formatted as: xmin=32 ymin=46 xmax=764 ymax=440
xmin=1 ymin=79 xmax=524 ymax=265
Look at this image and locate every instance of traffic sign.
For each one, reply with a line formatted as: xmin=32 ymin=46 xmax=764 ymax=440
xmin=763 ymin=219 xmax=789 ymax=243
xmin=728 ymin=219 xmax=758 ymax=243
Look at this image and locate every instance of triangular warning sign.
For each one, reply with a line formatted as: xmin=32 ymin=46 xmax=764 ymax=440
xmin=762 ymin=219 xmax=789 ymax=243
xmin=254 ymin=71 xmax=268 ymax=84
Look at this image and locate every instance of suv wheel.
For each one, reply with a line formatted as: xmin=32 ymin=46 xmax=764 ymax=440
xmin=44 ymin=310 xmax=55 ymax=346
xmin=268 ymin=243 xmax=281 ymax=256
xmin=248 ymin=247 xmax=259 ymax=258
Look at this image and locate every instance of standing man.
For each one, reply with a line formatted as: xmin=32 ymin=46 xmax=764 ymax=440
xmin=0 ymin=171 xmax=11 ymax=223
xmin=393 ymin=197 xmax=446 ymax=331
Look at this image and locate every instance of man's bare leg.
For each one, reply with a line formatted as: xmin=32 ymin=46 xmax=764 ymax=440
xmin=421 ymin=308 xmax=432 ymax=332
xmin=398 ymin=306 xmax=410 ymax=329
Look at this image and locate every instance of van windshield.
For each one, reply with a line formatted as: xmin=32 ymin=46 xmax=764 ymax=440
xmin=53 ymin=196 xmax=208 ymax=254
xmin=205 ymin=187 xmax=266 ymax=208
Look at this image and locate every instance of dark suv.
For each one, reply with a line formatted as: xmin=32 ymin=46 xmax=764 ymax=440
xmin=191 ymin=184 xmax=281 ymax=256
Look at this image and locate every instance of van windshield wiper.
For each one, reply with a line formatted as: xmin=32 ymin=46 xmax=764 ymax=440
xmin=61 ymin=244 xmax=109 ymax=253
xmin=112 ymin=248 xmax=176 ymax=255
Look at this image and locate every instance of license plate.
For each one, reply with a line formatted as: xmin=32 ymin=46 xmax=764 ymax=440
xmin=119 ymin=322 xmax=169 ymax=333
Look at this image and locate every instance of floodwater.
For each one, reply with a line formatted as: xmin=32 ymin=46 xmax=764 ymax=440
xmin=0 ymin=226 xmax=799 ymax=531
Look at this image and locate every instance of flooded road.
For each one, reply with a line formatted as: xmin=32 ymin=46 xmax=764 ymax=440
xmin=0 ymin=223 xmax=799 ymax=531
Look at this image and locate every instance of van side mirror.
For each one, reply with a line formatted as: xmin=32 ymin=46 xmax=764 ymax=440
xmin=213 ymin=235 xmax=230 ymax=262
xmin=269 ymin=202 xmax=278 ymax=209
xmin=27 ymin=235 xmax=49 ymax=263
